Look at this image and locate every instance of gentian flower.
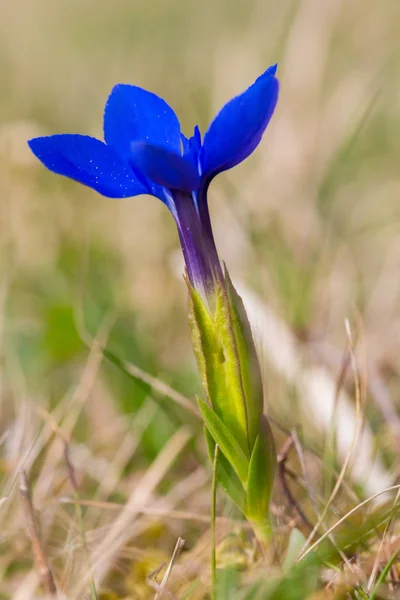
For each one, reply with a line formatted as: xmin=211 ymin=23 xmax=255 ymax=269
xmin=29 ymin=65 xmax=280 ymax=544
xmin=28 ymin=65 xmax=279 ymax=300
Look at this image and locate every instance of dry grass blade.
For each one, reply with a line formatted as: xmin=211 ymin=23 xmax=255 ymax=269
xmin=74 ymin=290 xmax=200 ymax=419
xmin=152 ymin=537 xmax=185 ymax=600
xmin=64 ymin=441 xmax=98 ymax=600
xmin=237 ymin=284 xmax=389 ymax=497
xmin=298 ymin=484 xmax=400 ymax=562
xmin=103 ymin=348 xmax=200 ymax=418
xmin=313 ymin=341 xmax=400 ymax=455
xmin=278 ymin=435 xmax=313 ymax=530
xmin=299 ymin=318 xmax=364 ymax=559
xmin=292 ymin=426 xmax=355 ymax=572
xmin=367 ymin=487 xmax=400 ymax=593
xmin=0 ymin=249 xmax=8 ymax=409
xmin=58 ymin=497 xmax=254 ymax=528
xmin=78 ymin=426 xmax=193 ymax=593
xmin=19 ymin=470 xmax=58 ymax=598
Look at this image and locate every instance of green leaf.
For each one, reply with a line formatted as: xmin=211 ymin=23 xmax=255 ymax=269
xmin=282 ymin=529 xmax=307 ymax=572
xmin=187 ymin=282 xmax=250 ymax=457
xmin=246 ymin=416 xmax=277 ymax=522
xmin=267 ymin=554 xmax=320 ymax=600
xmin=198 ymin=397 xmax=249 ymax=485
xmin=214 ymin=282 xmax=249 ymax=447
xmin=224 ymin=269 xmax=264 ymax=448
xmin=187 ymin=280 xmax=220 ymax=402
xmin=205 ymin=428 xmax=247 ymax=512
xmin=215 ymin=566 xmax=240 ymax=600
xmin=239 ymin=552 xmax=320 ymax=599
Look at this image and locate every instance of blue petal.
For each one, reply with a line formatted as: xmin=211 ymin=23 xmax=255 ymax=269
xmin=191 ymin=125 xmax=202 ymax=154
xmin=104 ymin=84 xmax=182 ymax=159
xmin=180 ymin=132 xmax=191 ymax=155
xmin=130 ymin=141 xmax=201 ymax=192
xmin=181 ymin=126 xmax=202 ymax=169
xmin=182 ymin=125 xmax=201 ymax=156
xmin=28 ymin=134 xmax=147 ymax=198
xmin=201 ymin=65 xmax=279 ymax=179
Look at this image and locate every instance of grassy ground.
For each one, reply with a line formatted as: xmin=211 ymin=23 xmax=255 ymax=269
xmin=1 ymin=0 xmax=400 ymax=597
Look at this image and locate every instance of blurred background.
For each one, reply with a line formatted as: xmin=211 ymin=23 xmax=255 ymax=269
xmin=1 ymin=0 xmax=400 ymax=597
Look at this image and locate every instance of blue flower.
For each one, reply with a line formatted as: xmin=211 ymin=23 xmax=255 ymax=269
xmin=28 ymin=65 xmax=279 ymax=297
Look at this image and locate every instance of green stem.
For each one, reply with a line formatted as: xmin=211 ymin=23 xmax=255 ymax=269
xmin=211 ymin=444 xmax=219 ymax=600
xmin=250 ymin=519 xmax=272 ymax=551
xmin=369 ymin=545 xmax=400 ymax=600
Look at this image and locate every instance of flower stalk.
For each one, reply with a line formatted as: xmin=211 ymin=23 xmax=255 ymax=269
xmin=172 ymin=190 xmax=223 ymax=301
xmin=187 ymin=262 xmax=277 ymax=545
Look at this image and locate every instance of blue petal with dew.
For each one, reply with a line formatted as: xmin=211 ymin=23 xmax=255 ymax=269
xmin=104 ymin=84 xmax=182 ymax=159
xmin=28 ymin=67 xmax=279 ymax=205
xmin=28 ymin=134 xmax=147 ymax=198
